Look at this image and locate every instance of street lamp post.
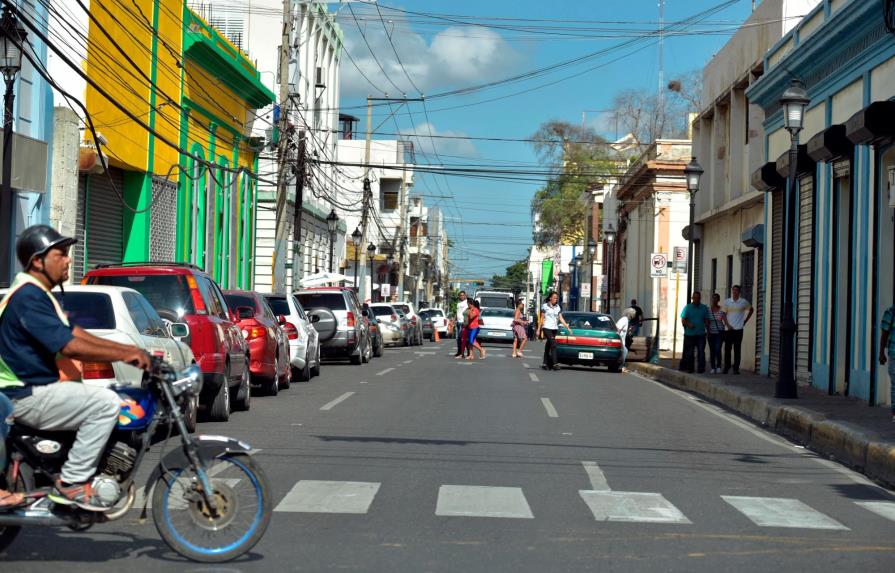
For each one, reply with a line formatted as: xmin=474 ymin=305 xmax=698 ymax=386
xmin=350 ymin=226 xmax=362 ymax=292
xmin=0 ymin=10 xmax=25 ymax=287
xmin=569 ymin=258 xmax=578 ymax=311
xmin=604 ymin=224 xmax=616 ymax=314
xmin=587 ymin=238 xmax=597 ymax=312
xmin=556 ymin=271 xmax=565 ymax=305
xmin=776 ymin=79 xmax=809 ymax=400
xmin=367 ymin=242 xmax=376 ymax=302
xmin=684 ymin=157 xmax=704 ymax=299
xmin=326 ymin=209 xmax=339 ymax=273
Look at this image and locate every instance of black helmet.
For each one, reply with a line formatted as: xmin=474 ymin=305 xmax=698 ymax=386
xmin=16 ymin=225 xmax=77 ymax=269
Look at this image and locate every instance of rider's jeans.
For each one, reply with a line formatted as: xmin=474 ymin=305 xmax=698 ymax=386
xmin=12 ymin=382 xmax=119 ymax=484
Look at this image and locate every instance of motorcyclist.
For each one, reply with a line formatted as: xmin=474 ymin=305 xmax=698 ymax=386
xmin=0 ymin=225 xmax=150 ymax=511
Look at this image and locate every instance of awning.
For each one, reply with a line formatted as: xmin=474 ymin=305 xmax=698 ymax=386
xmin=751 ymin=161 xmax=785 ymax=192
xmin=299 ymin=272 xmax=354 ymax=288
xmin=806 ymin=124 xmax=853 ymax=163
xmin=845 ymin=101 xmax=895 ymax=146
xmin=775 ymin=145 xmax=815 ymax=179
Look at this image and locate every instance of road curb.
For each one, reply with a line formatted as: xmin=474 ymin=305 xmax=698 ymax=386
xmin=629 ymin=363 xmax=895 ymax=488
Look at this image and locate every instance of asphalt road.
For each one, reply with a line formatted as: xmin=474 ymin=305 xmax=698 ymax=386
xmin=4 ymin=339 xmax=895 ymax=572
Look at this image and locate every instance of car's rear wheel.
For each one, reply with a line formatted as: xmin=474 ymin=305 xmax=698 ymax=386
xmin=608 ymin=361 xmax=622 ymax=373
xmin=233 ymin=364 xmax=251 ymax=411
xmin=373 ymin=337 xmax=383 ymax=357
xmin=267 ymin=357 xmax=280 ymax=396
xmin=208 ymin=368 xmax=231 ymax=422
xmin=279 ymin=356 xmax=292 ymax=390
xmin=183 ymin=393 xmax=198 ymax=433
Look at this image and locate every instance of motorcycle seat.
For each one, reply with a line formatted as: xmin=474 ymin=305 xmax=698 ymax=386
xmin=8 ymin=423 xmax=74 ymax=441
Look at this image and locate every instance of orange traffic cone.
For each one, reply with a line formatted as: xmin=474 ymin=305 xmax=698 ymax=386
xmin=434 ymin=327 xmax=440 ymax=342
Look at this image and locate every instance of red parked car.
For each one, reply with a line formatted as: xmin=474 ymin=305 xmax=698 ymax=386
xmin=84 ymin=263 xmax=251 ymax=422
xmin=223 ymin=290 xmax=291 ymax=396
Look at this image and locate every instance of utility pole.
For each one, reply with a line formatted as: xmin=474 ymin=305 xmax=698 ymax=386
xmin=291 ymin=135 xmax=306 ymax=281
xmin=272 ymin=0 xmax=294 ymax=292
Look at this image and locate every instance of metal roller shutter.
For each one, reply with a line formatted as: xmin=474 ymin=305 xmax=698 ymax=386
xmin=796 ymin=175 xmax=814 ymax=382
xmin=769 ymin=188 xmax=784 ymax=377
xmin=83 ymin=169 xmax=124 ymax=272
xmin=150 ymin=176 xmax=177 ymax=262
xmin=754 ymin=247 xmax=764 ymax=372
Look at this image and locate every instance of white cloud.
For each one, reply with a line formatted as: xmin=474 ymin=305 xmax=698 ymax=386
xmin=339 ymin=23 xmax=520 ymax=98
xmin=399 ymin=122 xmax=477 ymax=159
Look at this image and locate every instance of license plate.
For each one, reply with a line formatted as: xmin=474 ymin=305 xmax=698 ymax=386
xmin=578 ymin=352 xmax=594 ymax=360
xmin=488 ymin=331 xmax=507 ymax=337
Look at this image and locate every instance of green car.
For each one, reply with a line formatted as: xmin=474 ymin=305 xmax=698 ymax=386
xmin=555 ymin=312 xmax=623 ymax=372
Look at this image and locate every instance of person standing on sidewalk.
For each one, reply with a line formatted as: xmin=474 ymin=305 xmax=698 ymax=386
xmin=880 ymin=303 xmax=895 ymax=422
xmin=616 ymin=308 xmax=636 ymax=372
xmin=722 ymin=285 xmax=753 ymax=374
xmin=707 ymin=293 xmax=726 ymax=374
xmin=679 ymin=291 xmax=710 ymax=374
xmin=537 ymin=291 xmax=570 ymax=371
xmin=454 ymin=291 xmax=469 ymax=357
xmin=630 ymin=299 xmax=644 ymax=336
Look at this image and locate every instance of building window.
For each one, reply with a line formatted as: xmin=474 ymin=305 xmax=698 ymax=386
xmin=740 ymin=250 xmax=755 ymax=304
xmin=380 ymin=179 xmax=400 ymax=212
xmin=711 ymin=258 xmax=718 ymax=297
xmin=726 ymin=255 xmax=734 ymax=298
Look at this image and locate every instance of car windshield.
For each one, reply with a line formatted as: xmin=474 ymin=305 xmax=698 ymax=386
xmin=481 ymin=308 xmax=515 ymax=318
xmin=265 ymin=296 xmax=291 ymax=316
xmin=55 ymin=292 xmax=116 ymax=330
xmin=371 ymin=306 xmax=394 ymax=316
xmin=224 ymin=294 xmax=257 ymax=312
xmin=89 ymin=274 xmax=195 ymax=319
xmin=395 ymin=304 xmax=410 ymax=314
xmin=478 ymin=295 xmax=513 ymax=308
xmin=564 ymin=313 xmax=615 ymax=330
xmin=297 ymin=292 xmax=347 ymax=310
xmin=419 ymin=310 xmax=439 ymax=318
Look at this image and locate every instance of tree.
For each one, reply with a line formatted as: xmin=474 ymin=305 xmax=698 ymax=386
xmin=529 ymin=121 xmax=615 ymax=247
xmin=490 ymin=258 xmax=529 ymax=295
xmin=609 ymin=68 xmax=703 ymax=153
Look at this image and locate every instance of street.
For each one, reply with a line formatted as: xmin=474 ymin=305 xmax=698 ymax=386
xmin=3 ymin=340 xmax=894 ymax=571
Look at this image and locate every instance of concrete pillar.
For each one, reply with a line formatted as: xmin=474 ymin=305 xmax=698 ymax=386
xmin=49 ymin=108 xmax=80 ymax=243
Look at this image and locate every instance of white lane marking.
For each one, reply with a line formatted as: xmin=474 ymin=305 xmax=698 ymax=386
xmin=436 ymin=485 xmax=534 ymax=519
xmin=274 ymin=480 xmax=380 ymax=514
xmin=403 ymin=360 xmax=414 ymax=364
xmin=579 ymin=491 xmax=691 ymax=524
xmin=721 ymin=496 xmax=849 ymax=530
xmin=540 ymin=397 xmax=558 ymax=418
xmin=855 ymin=501 xmax=895 ymax=522
xmin=522 ymin=363 xmax=531 ymax=369
xmin=529 ymin=372 xmax=539 ymax=382
xmin=376 ymin=367 xmax=395 ymax=376
xmin=360 ymin=381 xmax=368 ymax=384
xmin=320 ymin=392 xmax=355 ymax=411
xmin=582 ymin=461 xmax=611 ymax=491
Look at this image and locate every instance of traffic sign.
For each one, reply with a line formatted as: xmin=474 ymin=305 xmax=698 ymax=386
xmin=673 ymin=246 xmax=688 ymax=273
xmin=580 ymin=283 xmax=591 ymax=297
xmin=650 ymin=253 xmax=667 ymax=278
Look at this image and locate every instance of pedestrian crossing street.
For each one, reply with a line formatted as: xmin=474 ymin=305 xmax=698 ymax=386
xmin=259 ymin=478 xmax=895 ymax=531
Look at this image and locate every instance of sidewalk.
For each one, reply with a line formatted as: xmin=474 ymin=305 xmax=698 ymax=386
xmin=628 ymin=359 xmax=895 ymax=488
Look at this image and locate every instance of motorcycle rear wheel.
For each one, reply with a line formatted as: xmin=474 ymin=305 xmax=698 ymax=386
xmin=151 ymin=454 xmax=271 ymax=563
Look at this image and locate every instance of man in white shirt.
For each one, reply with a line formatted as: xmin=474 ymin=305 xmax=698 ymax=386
xmin=616 ymin=309 xmax=633 ymax=372
xmin=454 ymin=291 xmax=469 ymax=357
xmin=722 ymin=285 xmax=753 ymax=374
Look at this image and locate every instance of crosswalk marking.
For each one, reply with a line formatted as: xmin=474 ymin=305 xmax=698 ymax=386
xmin=436 ymin=485 xmax=534 ymax=519
xmin=579 ymin=491 xmax=691 ymax=524
xmin=582 ymin=461 xmax=611 ymax=491
xmin=722 ymin=496 xmax=849 ymax=530
xmin=274 ymin=480 xmax=381 ymax=514
xmin=855 ymin=501 xmax=895 ymax=522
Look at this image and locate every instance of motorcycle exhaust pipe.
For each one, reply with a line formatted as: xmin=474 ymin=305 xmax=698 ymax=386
xmin=0 ymin=509 xmax=70 ymax=527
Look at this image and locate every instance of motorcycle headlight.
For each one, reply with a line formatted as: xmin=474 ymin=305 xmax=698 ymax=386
xmin=172 ymin=364 xmax=202 ymax=397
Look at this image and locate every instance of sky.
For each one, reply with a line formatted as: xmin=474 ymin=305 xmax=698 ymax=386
xmin=330 ymin=0 xmax=758 ymax=281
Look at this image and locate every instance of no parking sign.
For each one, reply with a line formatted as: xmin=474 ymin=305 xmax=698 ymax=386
xmin=650 ymin=253 xmax=668 ymax=278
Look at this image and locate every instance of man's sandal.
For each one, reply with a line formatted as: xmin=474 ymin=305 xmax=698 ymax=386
xmin=0 ymin=490 xmax=28 ymax=510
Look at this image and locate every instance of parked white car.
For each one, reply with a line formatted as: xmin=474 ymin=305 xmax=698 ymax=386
xmin=0 ymin=285 xmax=199 ymax=430
xmin=263 ymin=293 xmax=321 ymax=381
xmin=367 ymin=303 xmax=406 ymax=346
xmin=393 ymin=302 xmax=423 ymax=345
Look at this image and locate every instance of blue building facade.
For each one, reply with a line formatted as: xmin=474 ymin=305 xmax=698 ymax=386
xmin=747 ymin=0 xmax=895 ymax=405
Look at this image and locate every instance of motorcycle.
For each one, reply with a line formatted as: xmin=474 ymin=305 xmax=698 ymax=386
xmin=0 ymin=356 xmax=272 ymax=563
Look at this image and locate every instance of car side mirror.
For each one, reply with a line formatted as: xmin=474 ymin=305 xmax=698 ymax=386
xmin=310 ymin=314 xmax=321 ymax=323
xmin=277 ymin=315 xmax=287 ymax=326
xmin=236 ymin=306 xmax=254 ymax=320
xmin=170 ymin=323 xmax=190 ymax=339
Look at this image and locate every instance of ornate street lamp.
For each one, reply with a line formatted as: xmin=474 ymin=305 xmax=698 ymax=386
xmin=350 ymin=226 xmax=362 ymax=292
xmin=0 ymin=9 xmax=25 ymax=287
xmin=367 ymin=242 xmax=376 ymax=301
xmin=683 ymin=157 xmax=704 ymax=299
xmin=556 ymin=271 xmax=565 ymax=306
xmin=569 ymin=255 xmax=581 ymax=311
xmin=326 ymin=209 xmax=339 ymax=273
xmin=604 ymin=224 xmax=616 ymax=313
xmin=777 ymin=79 xmax=810 ymax=400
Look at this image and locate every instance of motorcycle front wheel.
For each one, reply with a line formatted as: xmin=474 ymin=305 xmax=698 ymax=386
xmin=151 ymin=454 xmax=271 ymax=563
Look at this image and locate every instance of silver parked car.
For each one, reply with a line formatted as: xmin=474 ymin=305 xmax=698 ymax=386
xmin=263 ymin=293 xmax=321 ymax=382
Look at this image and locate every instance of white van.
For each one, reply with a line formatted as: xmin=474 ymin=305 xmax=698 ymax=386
xmin=474 ymin=290 xmax=516 ymax=309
